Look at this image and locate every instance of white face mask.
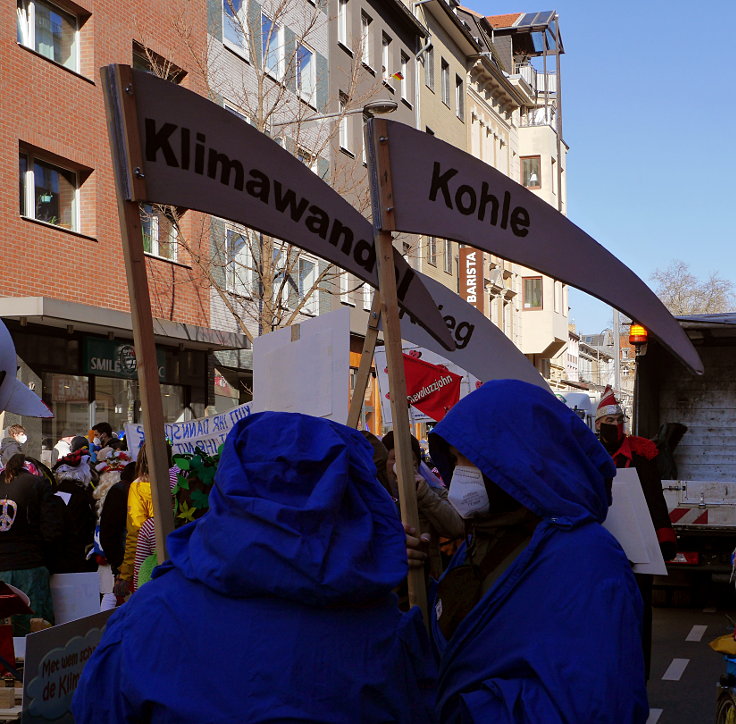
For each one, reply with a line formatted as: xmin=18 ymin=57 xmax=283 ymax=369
xmin=16 ymin=434 xmax=27 ymax=445
xmin=93 ymin=437 xmax=101 ymax=447
xmin=448 ymin=465 xmax=489 ymax=518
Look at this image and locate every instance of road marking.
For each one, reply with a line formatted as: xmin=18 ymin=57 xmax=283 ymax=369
xmin=647 ymin=709 xmax=663 ymax=724
xmin=686 ymin=624 xmax=707 ymax=642
xmin=703 ymin=607 xmax=717 ymax=613
xmin=662 ymin=658 xmax=689 ymax=681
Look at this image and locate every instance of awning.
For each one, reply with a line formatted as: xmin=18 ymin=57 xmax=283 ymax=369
xmin=0 ymin=296 xmax=250 ymax=352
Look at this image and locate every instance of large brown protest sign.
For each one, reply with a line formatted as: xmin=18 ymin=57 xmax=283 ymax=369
xmin=102 ymin=66 xmax=454 ymax=352
xmin=372 ymin=119 xmax=703 ymax=375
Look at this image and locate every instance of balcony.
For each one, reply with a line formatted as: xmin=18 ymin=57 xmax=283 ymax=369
xmin=512 ymin=63 xmax=557 ymax=97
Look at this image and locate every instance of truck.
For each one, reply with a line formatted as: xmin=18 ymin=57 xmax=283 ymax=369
xmin=636 ymin=313 xmax=736 ymax=604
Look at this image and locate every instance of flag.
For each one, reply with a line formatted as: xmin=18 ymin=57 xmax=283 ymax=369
xmin=402 ymin=353 xmax=462 ymax=421
xmin=390 ymin=71 xmax=404 ymax=81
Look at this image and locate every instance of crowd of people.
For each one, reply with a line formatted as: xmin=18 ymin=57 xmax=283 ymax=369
xmin=63 ymin=380 xmax=667 ymax=722
xmin=0 ymin=379 xmax=675 ymax=721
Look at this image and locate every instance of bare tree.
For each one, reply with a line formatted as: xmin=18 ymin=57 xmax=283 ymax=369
xmin=651 ymin=260 xmax=736 ymax=315
xmin=136 ymin=0 xmax=388 ymax=343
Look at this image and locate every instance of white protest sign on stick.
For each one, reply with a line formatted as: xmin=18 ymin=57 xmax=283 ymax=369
xmin=252 ymin=308 xmax=349 ymax=422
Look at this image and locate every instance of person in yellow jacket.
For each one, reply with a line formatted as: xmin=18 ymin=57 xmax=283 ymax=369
xmin=113 ymin=442 xmax=176 ymax=597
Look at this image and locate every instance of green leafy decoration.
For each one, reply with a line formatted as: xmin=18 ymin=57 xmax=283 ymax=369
xmin=190 ymin=488 xmax=211 ymax=511
xmin=177 ymin=500 xmax=197 ymax=523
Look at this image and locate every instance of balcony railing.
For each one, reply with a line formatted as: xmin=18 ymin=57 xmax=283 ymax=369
xmin=519 ymin=105 xmax=556 ymax=128
xmin=513 ymin=63 xmax=557 ymax=96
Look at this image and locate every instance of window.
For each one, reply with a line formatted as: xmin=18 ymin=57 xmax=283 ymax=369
xmin=262 ymin=14 xmax=283 ymax=78
xmin=339 ymin=272 xmax=354 ymax=306
xmin=297 ymin=147 xmax=319 ymax=174
xmin=297 ymin=256 xmax=318 ymax=315
xmin=140 ymin=204 xmax=178 ymax=261
xmin=225 ymin=227 xmax=253 ymax=296
xmin=222 ymin=0 xmax=248 ymax=57
xmin=360 ymin=12 xmax=372 ymax=67
xmin=17 ymin=0 xmax=78 ymax=71
xmin=425 ymin=45 xmax=434 ymax=90
xmin=443 ymin=239 xmax=453 ymax=274
xmin=400 ymin=52 xmax=409 ymax=100
xmin=381 ymin=33 xmax=391 ymax=83
xmin=455 ymin=75 xmax=464 ymax=120
xmin=362 ymin=282 xmax=373 ymax=311
xmin=521 ymin=156 xmax=541 ymax=189
xmin=224 ymin=102 xmax=251 ymax=123
xmin=441 ymin=59 xmax=450 ymax=106
xmin=339 ymin=92 xmax=351 ymax=152
xmin=337 ymin=0 xmax=349 ymax=47
xmin=551 ymin=157 xmax=557 ymax=195
xmin=427 ymin=236 xmax=437 ymax=266
xmin=425 ymin=126 xmax=435 ymax=136
xmin=296 ymin=43 xmax=315 ymax=104
xmin=19 ymin=150 xmax=78 ymax=231
xmin=522 ymin=277 xmax=543 ymax=310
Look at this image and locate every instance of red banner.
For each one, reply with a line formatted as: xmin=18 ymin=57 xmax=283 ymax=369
xmin=402 ymin=352 xmax=462 ymax=421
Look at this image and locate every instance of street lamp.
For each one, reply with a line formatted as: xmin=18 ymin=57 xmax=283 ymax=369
xmin=628 ymin=323 xmax=649 ymax=435
xmin=272 ymin=100 xmax=398 ymax=127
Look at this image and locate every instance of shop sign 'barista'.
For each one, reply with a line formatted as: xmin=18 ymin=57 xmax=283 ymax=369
xmin=144 ymin=119 xmax=416 ymax=301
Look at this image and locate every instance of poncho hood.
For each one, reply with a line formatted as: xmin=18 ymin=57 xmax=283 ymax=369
xmin=429 ymin=380 xmax=616 ymax=527
xmin=166 ymin=411 xmax=407 ymax=605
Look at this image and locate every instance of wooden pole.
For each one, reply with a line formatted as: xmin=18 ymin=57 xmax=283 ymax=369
xmin=347 ymin=293 xmax=382 ymax=429
xmin=101 ymin=65 xmax=175 ymax=562
xmin=366 ymin=119 xmax=428 ymax=622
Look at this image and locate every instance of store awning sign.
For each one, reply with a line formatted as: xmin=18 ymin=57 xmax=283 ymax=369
xmin=371 ymin=120 xmax=703 ymax=375
xmin=101 ymin=66 xmax=454 ymax=353
xmin=83 ymin=338 xmax=166 ymax=381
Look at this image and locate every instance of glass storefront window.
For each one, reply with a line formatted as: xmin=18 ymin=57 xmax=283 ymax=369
xmin=94 ymin=378 xmax=187 ymax=433
xmin=42 ymin=373 xmax=90 ymax=443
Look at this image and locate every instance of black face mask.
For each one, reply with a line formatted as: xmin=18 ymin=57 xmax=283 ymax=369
xmin=598 ymin=422 xmax=624 ymax=451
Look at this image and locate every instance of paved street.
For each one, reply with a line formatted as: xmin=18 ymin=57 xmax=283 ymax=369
xmin=648 ymin=597 xmax=736 ymax=723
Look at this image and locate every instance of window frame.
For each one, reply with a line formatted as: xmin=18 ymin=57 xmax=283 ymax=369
xmin=443 ymin=239 xmax=453 ymax=274
xmin=424 ymin=44 xmax=434 ymax=91
xmin=427 ymin=236 xmax=437 ymax=266
xmin=360 ymin=11 xmax=372 ymax=68
xmin=297 ymin=255 xmax=318 ymax=315
xmin=261 ymin=13 xmax=284 ymax=79
xmin=440 ymin=58 xmax=450 ymax=106
xmin=224 ymin=226 xmax=254 ymax=297
xmin=381 ymin=33 xmax=392 ymax=84
xmin=222 ymin=0 xmax=249 ymax=59
xmin=521 ymin=155 xmax=542 ymax=189
xmin=455 ymin=74 xmax=464 ymax=120
xmin=17 ymin=0 xmax=80 ymax=72
xmin=339 ymin=92 xmax=351 ymax=153
xmin=337 ymin=0 xmax=349 ymax=48
xmin=19 ymin=149 xmax=80 ymax=232
xmin=296 ymin=42 xmax=316 ymax=105
xmin=140 ymin=203 xmax=179 ymax=262
xmin=362 ymin=281 xmax=373 ymax=311
xmin=339 ymin=271 xmax=355 ymax=306
xmin=400 ymin=51 xmax=409 ymax=101
xmin=522 ymin=276 xmax=543 ymax=311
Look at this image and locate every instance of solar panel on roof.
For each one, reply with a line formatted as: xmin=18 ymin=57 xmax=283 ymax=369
xmin=537 ymin=10 xmax=554 ymax=23
xmin=519 ymin=12 xmax=537 ymax=26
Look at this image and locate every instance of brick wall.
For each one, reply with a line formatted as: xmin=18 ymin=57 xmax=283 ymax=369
xmin=1 ymin=0 xmax=210 ymax=327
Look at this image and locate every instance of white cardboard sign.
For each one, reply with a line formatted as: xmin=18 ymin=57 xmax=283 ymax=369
xmin=603 ymin=467 xmax=667 ymax=575
xmin=252 ymin=308 xmax=350 ymax=422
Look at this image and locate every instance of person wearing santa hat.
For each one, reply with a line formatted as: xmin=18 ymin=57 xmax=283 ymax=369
xmin=595 ymin=385 xmax=675 ymax=679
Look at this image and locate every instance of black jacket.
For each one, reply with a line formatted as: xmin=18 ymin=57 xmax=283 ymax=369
xmin=0 ymin=471 xmax=63 ymax=571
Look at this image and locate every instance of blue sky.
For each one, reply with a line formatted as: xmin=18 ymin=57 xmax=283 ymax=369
xmin=475 ymin=0 xmax=736 ymax=334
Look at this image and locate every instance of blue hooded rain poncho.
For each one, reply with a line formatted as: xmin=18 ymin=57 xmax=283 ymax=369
xmin=428 ymin=380 xmax=648 ymax=724
xmin=73 ymin=412 xmax=436 ymax=723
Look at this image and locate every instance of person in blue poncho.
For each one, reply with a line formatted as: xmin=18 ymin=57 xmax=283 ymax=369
xmin=428 ymin=380 xmax=648 ymax=724
xmin=72 ymin=412 xmax=436 ymax=723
